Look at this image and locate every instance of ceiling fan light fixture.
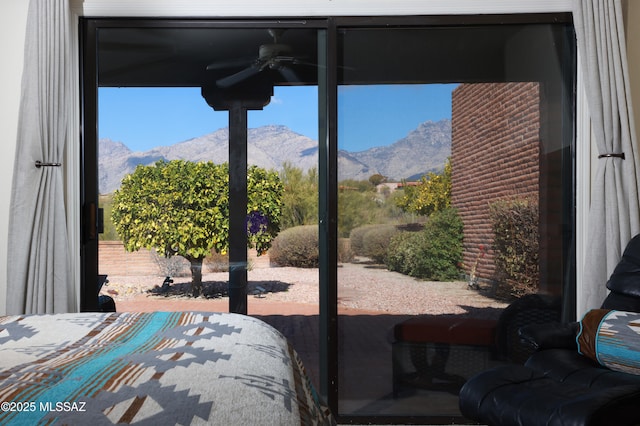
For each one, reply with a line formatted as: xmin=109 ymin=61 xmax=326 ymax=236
xmin=258 ymin=43 xmax=291 ymax=59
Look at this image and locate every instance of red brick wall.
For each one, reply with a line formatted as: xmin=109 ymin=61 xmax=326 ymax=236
xmin=451 ymin=82 xmax=540 ymax=281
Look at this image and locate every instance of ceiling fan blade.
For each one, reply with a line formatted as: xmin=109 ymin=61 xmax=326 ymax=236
xmin=216 ymin=63 xmax=263 ymax=88
xmin=206 ymin=57 xmax=254 ymax=71
xmin=277 ymin=65 xmax=300 ymax=83
xmin=99 ymin=41 xmax=176 ymax=54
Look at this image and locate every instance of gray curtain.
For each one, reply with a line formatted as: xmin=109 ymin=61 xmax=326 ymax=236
xmin=574 ymin=0 xmax=640 ymax=315
xmin=6 ymin=0 xmax=73 ymax=314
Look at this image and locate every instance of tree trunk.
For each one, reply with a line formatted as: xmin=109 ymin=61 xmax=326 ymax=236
xmin=189 ymin=258 xmax=204 ymax=297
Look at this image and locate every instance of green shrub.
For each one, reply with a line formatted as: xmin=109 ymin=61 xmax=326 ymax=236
xmin=349 ymin=224 xmax=381 ymax=257
xmin=99 ymin=194 xmax=119 ymax=241
xmin=489 ymin=198 xmax=539 ymax=296
xmin=279 ymin=164 xmax=318 ymax=229
xmin=269 ymin=225 xmax=319 ymax=268
xmin=362 ymin=225 xmax=399 ymax=264
xmin=385 ymin=208 xmax=463 ymax=281
xmin=269 ymin=225 xmax=355 ymax=267
xmin=338 ymin=238 xmax=355 ymax=263
xmin=386 ymin=231 xmax=420 ymax=274
xmin=338 ymin=190 xmax=379 ymax=237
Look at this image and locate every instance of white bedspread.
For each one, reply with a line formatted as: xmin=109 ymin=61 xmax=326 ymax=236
xmin=0 ymin=311 xmax=334 ymax=425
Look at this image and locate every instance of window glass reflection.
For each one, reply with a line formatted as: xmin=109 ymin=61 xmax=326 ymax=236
xmin=336 ymin=23 xmax=574 ymax=421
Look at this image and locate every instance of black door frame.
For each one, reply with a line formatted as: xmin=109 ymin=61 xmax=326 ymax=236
xmin=79 ymin=14 xmax=336 ymax=404
xmin=79 ymin=14 xmax=575 ymax=424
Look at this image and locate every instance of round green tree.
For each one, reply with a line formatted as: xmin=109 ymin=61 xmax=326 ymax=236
xmin=396 ymin=158 xmax=452 ymax=217
xmin=111 ymin=159 xmax=283 ymax=296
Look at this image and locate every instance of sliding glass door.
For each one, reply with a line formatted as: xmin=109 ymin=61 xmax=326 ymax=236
xmin=333 ymin=18 xmax=575 ymax=422
xmin=82 ymin=15 xmax=575 ymax=424
xmin=81 ymin=19 xmax=329 ymax=389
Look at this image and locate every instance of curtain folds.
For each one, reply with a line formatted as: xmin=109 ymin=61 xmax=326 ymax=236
xmin=6 ymin=0 xmax=73 ymax=314
xmin=574 ymin=0 xmax=640 ymax=315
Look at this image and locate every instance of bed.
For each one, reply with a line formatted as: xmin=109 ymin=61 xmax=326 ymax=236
xmin=0 ymin=311 xmax=334 ymax=425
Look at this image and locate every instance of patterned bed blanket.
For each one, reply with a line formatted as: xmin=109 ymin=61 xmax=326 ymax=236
xmin=0 ymin=311 xmax=334 ymax=425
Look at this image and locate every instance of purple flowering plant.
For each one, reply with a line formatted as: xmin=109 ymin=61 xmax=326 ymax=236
xmin=246 ymin=210 xmax=269 ymax=236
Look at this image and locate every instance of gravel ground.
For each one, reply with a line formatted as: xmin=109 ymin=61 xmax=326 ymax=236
xmin=102 ymin=260 xmax=508 ymax=318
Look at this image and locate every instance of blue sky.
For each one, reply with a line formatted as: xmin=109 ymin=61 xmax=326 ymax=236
xmin=99 ymin=83 xmax=457 ymax=152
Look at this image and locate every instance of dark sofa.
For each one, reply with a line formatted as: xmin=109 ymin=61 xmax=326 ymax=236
xmin=459 ymin=234 xmax=640 ymax=426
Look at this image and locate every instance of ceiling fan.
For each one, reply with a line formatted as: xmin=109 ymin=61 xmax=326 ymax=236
xmin=206 ymin=29 xmax=308 ymax=88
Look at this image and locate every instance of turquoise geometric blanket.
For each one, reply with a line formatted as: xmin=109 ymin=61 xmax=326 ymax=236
xmin=0 ymin=312 xmax=333 ymax=425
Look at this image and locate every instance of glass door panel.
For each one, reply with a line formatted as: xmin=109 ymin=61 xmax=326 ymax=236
xmin=91 ymin=22 xmax=325 ymax=389
xmin=335 ymin=22 xmax=575 ymax=421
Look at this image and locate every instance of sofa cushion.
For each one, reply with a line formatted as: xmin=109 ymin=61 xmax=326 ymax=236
xmin=601 ymin=291 xmax=640 ymax=312
xmin=605 ymin=234 xmax=640 ymax=299
xmin=459 ymin=362 xmax=640 ymax=426
xmin=577 ymin=309 xmax=640 ymax=375
xmin=526 ymin=348 xmax=640 ymax=388
xmin=519 ymin=321 xmax=579 ymax=351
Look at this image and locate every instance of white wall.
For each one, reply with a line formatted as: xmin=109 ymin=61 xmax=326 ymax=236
xmin=73 ymin=0 xmax=571 ymax=17
xmin=0 ymin=1 xmax=29 ymax=315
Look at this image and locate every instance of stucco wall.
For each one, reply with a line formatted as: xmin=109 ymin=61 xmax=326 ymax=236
xmin=99 ymin=242 xmax=164 ymax=277
xmin=98 ymin=242 xmax=267 ymax=278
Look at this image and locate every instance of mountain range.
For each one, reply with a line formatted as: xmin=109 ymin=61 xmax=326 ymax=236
xmin=99 ymin=118 xmax=451 ymax=194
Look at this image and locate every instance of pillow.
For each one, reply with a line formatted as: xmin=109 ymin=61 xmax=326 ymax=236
xmin=577 ymin=309 xmax=640 ymax=375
